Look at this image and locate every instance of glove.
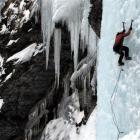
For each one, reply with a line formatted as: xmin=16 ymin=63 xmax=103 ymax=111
xmin=123 ymin=29 xmax=126 ymax=32
xmin=130 ymin=27 xmax=132 ymax=30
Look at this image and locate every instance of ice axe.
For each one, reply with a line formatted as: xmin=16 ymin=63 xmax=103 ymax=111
xmin=130 ymin=19 xmax=134 ymax=29
xmin=122 ymin=22 xmax=126 ymax=31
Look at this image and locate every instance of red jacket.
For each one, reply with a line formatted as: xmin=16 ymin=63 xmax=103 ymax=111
xmin=115 ymin=29 xmax=131 ymax=46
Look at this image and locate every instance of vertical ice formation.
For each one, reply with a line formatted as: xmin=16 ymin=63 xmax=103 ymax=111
xmin=54 ymin=29 xmax=61 ymax=87
xmin=41 ymin=0 xmax=54 ymax=69
xmin=80 ymin=0 xmax=91 ymax=53
xmin=97 ymin=0 xmax=140 ymax=140
xmin=91 ymin=68 xmax=96 ymax=95
xmin=41 ymin=0 xmax=94 ymax=86
xmin=70 ymin=55 xmax=96 ymax=90
xmin=70 ymin=27 xmax=98 ymax=91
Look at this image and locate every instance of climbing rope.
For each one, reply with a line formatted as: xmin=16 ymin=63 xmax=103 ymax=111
xmin=110 ymin=69 xmax=124 ymax=140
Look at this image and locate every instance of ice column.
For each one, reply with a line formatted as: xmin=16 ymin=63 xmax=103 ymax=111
xmin=54 ymin=28 xmax=61 ymax=87
xmin=41 ymin=0 xmax=54 ymax=69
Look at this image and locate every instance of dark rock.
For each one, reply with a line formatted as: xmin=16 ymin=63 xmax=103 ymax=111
xmin=89 ymin=0 xmax=102 ymax=37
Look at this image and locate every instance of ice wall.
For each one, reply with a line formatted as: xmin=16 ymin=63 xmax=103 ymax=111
xmin=97 ymin=0 xmax=140 ymax=140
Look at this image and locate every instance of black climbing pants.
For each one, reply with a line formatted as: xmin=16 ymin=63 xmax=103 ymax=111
xmin=113 ymin=45 xmax=129 ymax=64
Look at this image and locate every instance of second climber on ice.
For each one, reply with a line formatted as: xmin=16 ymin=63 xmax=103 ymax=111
xmin=113 ymin=20 xmax=133 ymax=66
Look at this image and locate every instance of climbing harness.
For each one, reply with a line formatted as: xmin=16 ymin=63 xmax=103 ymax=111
xmin=110 ymin=69 xmax=124 ymax=140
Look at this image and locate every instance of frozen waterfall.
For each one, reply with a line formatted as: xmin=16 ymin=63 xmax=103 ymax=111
xmin=41 ymin=0 xmax=94 ymax=86
xmin=97 ymin=0 xmax=140 ymax=140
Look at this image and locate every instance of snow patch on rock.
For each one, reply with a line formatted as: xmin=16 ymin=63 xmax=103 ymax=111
xmin=7 ymin=43 xmax=43 ymax=64
xmin=7 ymin=38 xmax=19 ymax=46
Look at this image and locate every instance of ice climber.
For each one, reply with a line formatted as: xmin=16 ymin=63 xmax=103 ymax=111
xmin=113 ymin=20 xmax=133 ymax=66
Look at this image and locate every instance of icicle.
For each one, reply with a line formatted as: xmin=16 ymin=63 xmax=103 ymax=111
xmin=88 ymin=27 xmax=98 ymax=56
xmin=83 ymin=77 xmax=87 ymax=106
xmin=69 ymin=6 xmax=81 ymax=70
xmin=54 ymin=28 xmax=61 ymax=88
xmin=41 ymin=0 xmax=54 ymax=69
xmin=87 ymin=72 xmax=91 ymax=89
xmin=73 ymin=22 xmax=80 ymax=70
xmin=91 ymin=69 xmax=97 ymax=96
xmin=80 ymin=0 xmax=91 ymax=53
xmin=70 ymin=22 xmax=74 ymax=56
xmin=63 ymin=73 xmax=70 ymax=97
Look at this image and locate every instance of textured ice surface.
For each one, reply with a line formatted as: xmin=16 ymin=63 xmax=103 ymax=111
xmin=97 ymin=0 xmax=140 ymax=140
xmin=119 ymin=129 xmax=140 ymax=140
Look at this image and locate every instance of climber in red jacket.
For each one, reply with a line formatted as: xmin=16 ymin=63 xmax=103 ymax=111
xmin=113 ymin=20 xmax=133 ymax=66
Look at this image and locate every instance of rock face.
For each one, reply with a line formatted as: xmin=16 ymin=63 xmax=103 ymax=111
xmin=89 ymin=0 xmax=102 ymax=37
xmin=0 ymin=0 xmax=102 ymax=140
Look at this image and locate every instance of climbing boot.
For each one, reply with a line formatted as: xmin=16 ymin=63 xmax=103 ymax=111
xmin=126 ymin=56 xmax=132 ymax=60
xmin=118 ymin=62 xmax=124 ymax=66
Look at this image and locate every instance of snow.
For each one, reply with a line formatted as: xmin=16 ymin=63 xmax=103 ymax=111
xmin=9 ymin=3 xmax=15 ymax=10
xmin=0 ymin=99 xmax=3 ymax=111
xmin=41 ymin=92 xmax=82 ymax=140
xmin=28 ymin=28 xmax=32 ymax=32
xmin=0 ymin=24 xmax=8 ymax=34
xmin=97 ymin=0 xmax=140 ymax=140
xmin=78 ymin=107 xmax=96 ymax=140
xmin=19 ymin=0 xmax=26 ymax=11
xmin=23 ymin=10 xmax=30 ymax=22
xmin=1 ymin=0 xmax=41 ymax=34
xmin=119 ymin=129 xmax=140 ymax=140
xmin=8 ymin=3 xmax=18 ymax=14
xmin=41 ymin=96 xmax=96 ymax=140
xmin=7 ymin=43 xmax=43 ymax=64
xmin=19 ymin=9 xmax=30 ymax=28
xmin=41 ymin=107 xmax=96 ymax=140
xmin=3 ymin=71 xmax=14 ymax=83
xmin=7 ymin=38 xmax=19 ymax=46
xmin=0 ymin=57 xmax=4 ymax=109
xmin=0 ymin=57 xmax=4 ymax=108
xmin=0 ymin=56 xmax=5 ymax=77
